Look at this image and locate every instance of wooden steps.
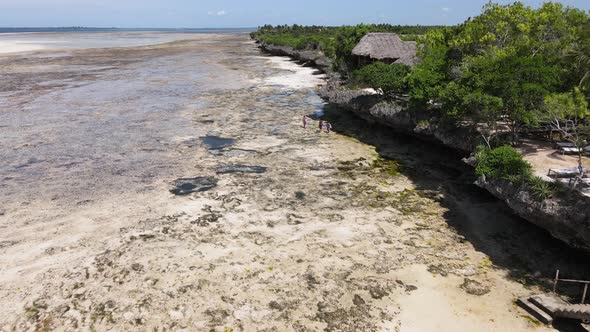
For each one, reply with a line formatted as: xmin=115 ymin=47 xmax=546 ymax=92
xmin=518 ymin=293 xmax=590 ymax=325
xmin=555 ymin=304 xmax=590 ymax=322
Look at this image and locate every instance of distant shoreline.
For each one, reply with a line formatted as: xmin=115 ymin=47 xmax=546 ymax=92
xmin=0 ymin=27 xmax=256 ymax=34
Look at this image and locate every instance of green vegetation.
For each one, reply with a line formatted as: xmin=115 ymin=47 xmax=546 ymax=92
xmin=475 ymin=146 xmax=532 ymax=183
xmin=528 ymin=176 xmax=555 ymax=201
xmin=476 ymin=146 xmax=559 ymax=201
xmin=566 ymin=19 xmax=590 ymax=90
xmin=541 ymin=87 xmax=590 ymax=171
xmin=352 ymin=62 xmax=410 ymax=95
xmin=251 ymin=26 xmax=339 ymax=57
xmin=252 ymin=24 xmax=441 ymax=71
xmin=405 ymin=1 xmax=590 ymax=145
xmin=373 ymin=156 xmax=402 ymax=176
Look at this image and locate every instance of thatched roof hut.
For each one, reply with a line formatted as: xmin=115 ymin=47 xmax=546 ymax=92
xmin=352 ymin=33 xmax=418 ymax=66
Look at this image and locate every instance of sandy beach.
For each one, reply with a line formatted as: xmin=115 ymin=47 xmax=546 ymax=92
xmin=1 ymin=33 xmax=589 ymax=331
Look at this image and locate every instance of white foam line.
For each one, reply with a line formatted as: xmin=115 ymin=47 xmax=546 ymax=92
xmin=259 ymin=56 xmax=326 ymax=89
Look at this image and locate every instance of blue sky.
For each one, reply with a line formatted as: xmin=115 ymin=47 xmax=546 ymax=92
xmin=1 ymin=0 xmax=589 ymax=28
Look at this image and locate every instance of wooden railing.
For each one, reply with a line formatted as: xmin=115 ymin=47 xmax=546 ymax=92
xmin=553 ymin=270 xmax=590 ymax=304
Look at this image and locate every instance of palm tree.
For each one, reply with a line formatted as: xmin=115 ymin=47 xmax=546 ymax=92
xmin=571 ymin=49 xmax=590 ymax=89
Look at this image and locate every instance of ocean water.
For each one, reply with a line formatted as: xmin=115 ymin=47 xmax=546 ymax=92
xmin=0 ymin=28 xmax=253 ymax=54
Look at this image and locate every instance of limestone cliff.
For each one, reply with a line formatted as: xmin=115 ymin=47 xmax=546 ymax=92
xmin=319 ymin=88 xmax=479 ymax=153
xmin=476 ymin=178 xmax=590 ymax=252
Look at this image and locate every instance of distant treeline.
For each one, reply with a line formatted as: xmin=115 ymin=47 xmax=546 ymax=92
xmin=253 ymin=24 xmax=441 ymax=36
xmin=251 ymin=23 xmax=441 ymax=68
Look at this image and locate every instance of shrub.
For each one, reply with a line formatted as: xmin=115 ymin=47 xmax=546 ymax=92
xmin=475 ymin=146 xmax=532 ymax=183
xmin=528 ymin=176 xmax=554 ymax=201
xmin=352 ymin=62 xmax=411 ymax=95
xmin=476 ymin=146 xmax=558 ymax=200
xmin=474 ymin=144 xmax=489 ymax=162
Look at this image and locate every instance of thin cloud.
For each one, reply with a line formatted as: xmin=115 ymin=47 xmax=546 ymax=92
xmin=441 ymin=7 xmax=450 ymax=12
xmin=208 ymin=9 xmax=227 ymax=16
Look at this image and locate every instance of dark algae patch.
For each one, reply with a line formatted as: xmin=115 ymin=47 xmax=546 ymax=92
xmin=170 ymin=177 xmax=218 ymax=195
xmin=216 ymin=165 xmax=267 ymax=174
xmin=200 ymin=136 xmax=236 ymax=151
xmin=373 ymin=156 xmax=402 ymax=176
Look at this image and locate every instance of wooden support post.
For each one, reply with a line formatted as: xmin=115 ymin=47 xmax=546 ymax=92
xmin=553 ymin=270 xmax=560 ymax=293
xmin=582 ymin=284 xmax=588 ymax=304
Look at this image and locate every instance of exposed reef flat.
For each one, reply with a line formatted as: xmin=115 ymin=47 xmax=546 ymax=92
xmin=0 ymin=34 xmax=588 ymax=331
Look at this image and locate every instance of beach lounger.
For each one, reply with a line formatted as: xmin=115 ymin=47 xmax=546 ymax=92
xmin=563 ymin=147 xmax=582 ymax=155
xmin=548 ymin=167 xmax=589 ymax=178
xmin=561 ymin=147 xmax=581 ymax=155
xmin=554 ymin=142 xmax=585 ymax=155
xmin=555 ymin=142 xmax=576 ymax=149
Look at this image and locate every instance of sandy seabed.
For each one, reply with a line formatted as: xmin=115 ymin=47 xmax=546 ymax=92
xmin=0 ymin=33 xmax=588 ymax=331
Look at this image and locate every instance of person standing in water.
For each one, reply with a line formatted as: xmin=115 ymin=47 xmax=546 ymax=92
xmin=302 ymin=115 xmax=308 ymax=129
xmin=319 ymin=119 xmax=324 ymax=131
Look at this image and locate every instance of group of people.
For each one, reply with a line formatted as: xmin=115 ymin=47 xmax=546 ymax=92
xmin=302 ymin=115 xmax=332 ymax=133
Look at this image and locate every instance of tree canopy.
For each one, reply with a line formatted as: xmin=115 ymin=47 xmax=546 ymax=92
xmin=252 ymin=23 xmax=441 ymax=70
xmin=403 ymin=1 xmax=589 ymax=144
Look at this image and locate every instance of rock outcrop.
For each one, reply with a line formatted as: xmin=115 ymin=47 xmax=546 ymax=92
xmin=319 ymin=89 xmax=479 ymax=153
xmin=476 ymin=177 xmax=590 ymax=252
xmin=257 ymin=42 xmax=340 ymax=80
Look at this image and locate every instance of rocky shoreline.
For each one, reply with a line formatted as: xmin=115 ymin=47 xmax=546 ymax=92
xmin=257 ymin=42 xmax=338 ymax=79
xmin=256 ymin=41 xmax=590 ymax=253
xmin=477 ymin=177 xmax=590 ymax=252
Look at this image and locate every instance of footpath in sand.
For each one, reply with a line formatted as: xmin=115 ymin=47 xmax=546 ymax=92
xmin=0 ymin=35 xmax=584 ymax=331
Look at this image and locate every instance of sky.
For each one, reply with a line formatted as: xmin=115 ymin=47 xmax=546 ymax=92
xmin=0 ymin=0 xmax=589 ymax=28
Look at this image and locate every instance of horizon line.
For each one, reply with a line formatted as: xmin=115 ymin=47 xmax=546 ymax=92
xmin=0 ymin=26 xmax=258 ymax=30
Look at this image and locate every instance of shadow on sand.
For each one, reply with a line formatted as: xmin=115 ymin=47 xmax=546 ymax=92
xmin=323 ymin=104 xmax=590 ymax=332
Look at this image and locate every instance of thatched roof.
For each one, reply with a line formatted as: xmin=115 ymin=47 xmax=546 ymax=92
xmin=352 ymin=33 xmax=418 ymax=66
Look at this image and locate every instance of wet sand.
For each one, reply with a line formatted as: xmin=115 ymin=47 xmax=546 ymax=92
xmin=0 ymin=31 xmax=224 ymax=54
xmin=0 ymin=33 xmax=589 ymax=331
